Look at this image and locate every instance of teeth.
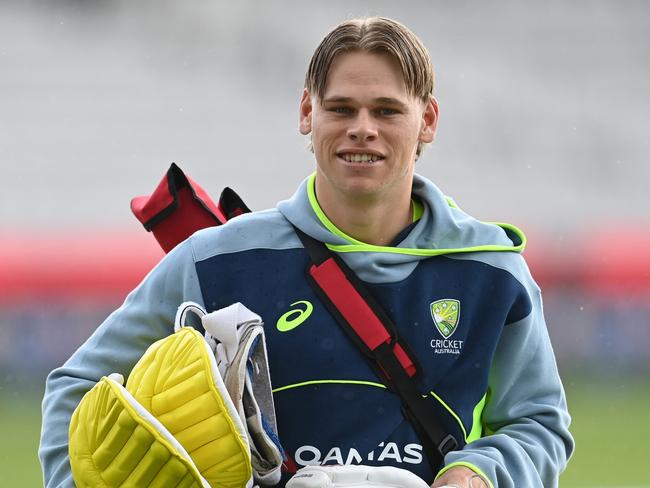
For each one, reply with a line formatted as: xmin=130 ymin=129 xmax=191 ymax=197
xmin=340 ymin=153 xmax=381 ymax=163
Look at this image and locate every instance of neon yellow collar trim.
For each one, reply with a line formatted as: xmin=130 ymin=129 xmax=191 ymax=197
xmin=411 ymin=198 xmax=424 ymax=222
xmin=307 ymin=173 xmax=526 ymax=255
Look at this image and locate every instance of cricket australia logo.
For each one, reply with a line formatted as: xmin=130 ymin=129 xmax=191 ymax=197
xmin=431 ymin=299 xmax=460 ymax=338
xmin=430 ymin=299 xmax=464 ymax=355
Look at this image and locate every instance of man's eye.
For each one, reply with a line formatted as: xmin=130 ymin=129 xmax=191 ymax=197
xmin=330 ymin=107 xmax=352 ymax=114
xmin=378 ymin=108 xmax=398 ymax=116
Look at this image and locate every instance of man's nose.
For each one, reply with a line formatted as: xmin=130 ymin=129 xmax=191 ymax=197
xmin=346 ymin=110 xmax=378 ymax=142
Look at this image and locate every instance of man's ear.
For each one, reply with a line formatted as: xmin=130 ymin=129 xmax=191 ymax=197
xmin=419 ymin=96 xmax=439 ymax=143
xmin=299 ymin=89 xmax=313 ymax=135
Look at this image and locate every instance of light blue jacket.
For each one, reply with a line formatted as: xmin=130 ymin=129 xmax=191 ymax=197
xmin=40 ymin=173 xmax=573 ymax=487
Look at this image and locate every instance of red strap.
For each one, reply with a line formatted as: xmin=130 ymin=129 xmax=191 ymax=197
xmin=310 ymin=258 xmax=416 ymax=377
xmin=393 ymin=343 xmax=417 ymax=377
xmin=310 ymin=259 xmax=390 ymax=349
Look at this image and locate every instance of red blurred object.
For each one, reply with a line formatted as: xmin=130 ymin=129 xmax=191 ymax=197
xmin=580 ymin=227 xmax=650 ymax=298
xmin=1 ymin=164 xmax=648 ymax=302
xmin=523 ymin=229 xmax=650 ymax=299
xmin=0 ymin=231 xmax=164 ymax=303
xmin=2 ymin=228 xmax=648 ymax=303
xmin=0 ymin=164 xmax=252 ymax=304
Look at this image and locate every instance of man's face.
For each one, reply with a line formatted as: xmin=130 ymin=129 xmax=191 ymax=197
xmin=299 ymin=50 xmax=438 ymax=205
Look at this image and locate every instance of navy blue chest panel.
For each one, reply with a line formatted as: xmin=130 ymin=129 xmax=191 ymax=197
xmin=195 ymin=248 xmax=531 ymax=483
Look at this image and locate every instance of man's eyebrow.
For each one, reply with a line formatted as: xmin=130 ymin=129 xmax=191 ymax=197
xmin=374 ymin=97 xmax=408 ymax=108
xmin=321 ymin=96 xmax=408 ymax=108
xmin=321 ymin=96 xmax=354 ymax=104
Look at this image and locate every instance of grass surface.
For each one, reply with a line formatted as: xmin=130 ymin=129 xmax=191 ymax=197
xmin=0 ymin=389 xmax=44 ymax=487
xmin=2 ymin=377 xmax=648 ymax=487
xmin=560 ymin=377 xmax=650 ymax=487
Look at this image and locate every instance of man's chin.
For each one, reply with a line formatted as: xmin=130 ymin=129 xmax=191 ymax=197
xmin=337 ymin=182 xmax=386 ymax=201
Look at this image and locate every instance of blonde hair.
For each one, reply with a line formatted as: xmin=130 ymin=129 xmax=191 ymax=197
xmin=305 ymin=17 xmax=434 ymax=102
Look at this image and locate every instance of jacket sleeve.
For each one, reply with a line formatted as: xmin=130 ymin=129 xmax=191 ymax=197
xmin=38 ymin=239 xmax=205 ymax=488
xmin=437 ymin=264 xmax=574 ymax=487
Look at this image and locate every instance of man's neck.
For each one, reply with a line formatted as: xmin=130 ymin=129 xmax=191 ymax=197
xmin=315 ymin=187 xmax=413 ymax=247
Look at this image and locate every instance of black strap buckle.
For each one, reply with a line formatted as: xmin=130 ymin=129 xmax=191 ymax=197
xmin=438 ymin=434 xmax=459 ymax=456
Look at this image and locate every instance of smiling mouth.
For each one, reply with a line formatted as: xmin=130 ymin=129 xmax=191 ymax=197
xmin=337 ymin=153 xmax=384 ymax=163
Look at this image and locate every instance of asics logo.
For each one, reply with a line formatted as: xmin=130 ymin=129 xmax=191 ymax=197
xmin=276 ymin=300 xmax=313 ymax=332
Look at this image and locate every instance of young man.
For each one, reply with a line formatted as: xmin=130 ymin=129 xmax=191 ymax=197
xmin=40 ymin=17 xmax=573 ymax=488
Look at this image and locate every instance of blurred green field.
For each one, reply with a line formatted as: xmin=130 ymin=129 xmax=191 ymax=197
xmin=1 ymin=377 xmax=648 ymax=487
xmin=1 ymin=388 xmax=44 ymax=487
xmin=560 ymin=376 xmax=650 ymax=487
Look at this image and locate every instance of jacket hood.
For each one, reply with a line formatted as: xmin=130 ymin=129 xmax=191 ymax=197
xmin=277 ymin=173 xmax=525 ymax=283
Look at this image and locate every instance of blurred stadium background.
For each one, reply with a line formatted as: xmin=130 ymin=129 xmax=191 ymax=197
xmin=1 ymin=0 xmax=648 ymax=486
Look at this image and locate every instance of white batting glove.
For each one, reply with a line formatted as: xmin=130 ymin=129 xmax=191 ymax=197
xmin=286 ymin=465 xmax=430 ymax=488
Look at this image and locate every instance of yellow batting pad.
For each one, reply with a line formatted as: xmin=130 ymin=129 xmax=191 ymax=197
xmin=69 ymin=376 xmax=209 ymax=488
xmin=126 ymin=327 xmax=253 ymax=488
